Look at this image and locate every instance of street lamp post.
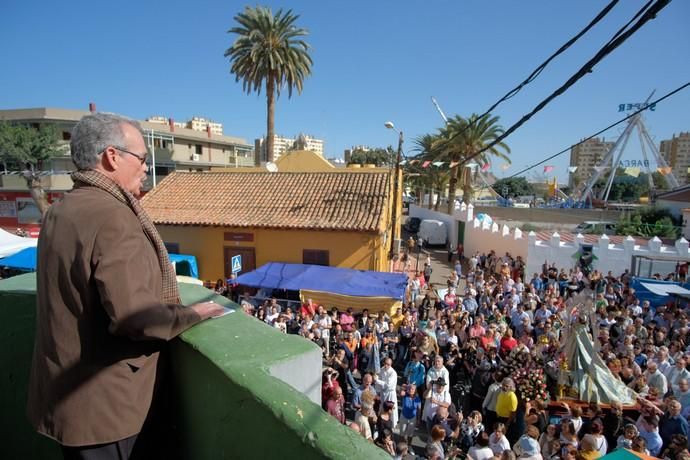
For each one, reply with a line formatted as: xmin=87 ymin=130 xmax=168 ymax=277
xmin=415 ymin=237 xmax=423 ymax=274
xmin=385 ymin=121 xmax=403 ymax=259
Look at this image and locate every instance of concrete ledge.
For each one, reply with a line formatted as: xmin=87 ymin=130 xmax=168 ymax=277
xmin=0 ymin=274 xmax=388 ymax=460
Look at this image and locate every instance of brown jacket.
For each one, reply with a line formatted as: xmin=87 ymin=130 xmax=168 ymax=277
xmin=27 ymin=186 xmax=201 ymax=446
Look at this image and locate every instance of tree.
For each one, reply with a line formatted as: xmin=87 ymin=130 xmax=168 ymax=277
xmin=0 ymin=121 xmax=63 ymax=215
xmin=411 ymin=133 xmax=448 ymax=209
xmin=434 ymin=114 xmax=510 ymax=213
xmin=492 ymin=177 xmax=534 ymax=198
xmin=225 ymin=6 xmax=312 ymax=163
xmin=348 ymin=147 xmax=393 ymax=167
xmin=616 ymin=206 xmax=680 ymax=238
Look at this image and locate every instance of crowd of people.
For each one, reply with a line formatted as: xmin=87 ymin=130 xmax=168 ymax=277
xmin=226 ymin=247 xmax=690 ymax=460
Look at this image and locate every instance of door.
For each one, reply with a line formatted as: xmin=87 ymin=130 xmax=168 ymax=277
xmin=224 ymin=247 xmax=256 ymax=279
xmin=457 ymin=221 xmax=466 ymax=247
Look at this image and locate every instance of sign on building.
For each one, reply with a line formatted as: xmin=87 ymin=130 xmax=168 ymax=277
xmin=231 ymin=254 xmax=242 ymax=274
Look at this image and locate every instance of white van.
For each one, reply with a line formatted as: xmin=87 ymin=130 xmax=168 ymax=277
xmin=418 ymin=219 xmax=447 ymax=246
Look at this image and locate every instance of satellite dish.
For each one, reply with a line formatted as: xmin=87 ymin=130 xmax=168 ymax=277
xmin=266 ymin=162 xmax=278 ymax=173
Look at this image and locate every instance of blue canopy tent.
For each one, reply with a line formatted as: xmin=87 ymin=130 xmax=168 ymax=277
xmin=169 ymin=254 xmax=199 ymax=279
xmin=631 ymin=277 xmax=690 ymax=308
xmin=0 ymin=248 xmax=200 ymax=279
xmin=0 ymin=246 xmax=37 ymax=271
xmin=235 ymin=262 xmax=408 ymax=314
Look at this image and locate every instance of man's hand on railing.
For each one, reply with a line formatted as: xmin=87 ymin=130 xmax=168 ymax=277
xmin=191 ymin=302 xmax=226 ymax=320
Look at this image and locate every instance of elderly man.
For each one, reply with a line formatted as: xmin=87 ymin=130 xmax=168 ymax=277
xmin=674 ymin=379 xmax=690 ymax=416
xmin=352 ymin=372 xmax=378 ymax=411
xmin=667 ymin=357 xmax=690 ymax=391
xmin=376 ymin=357 xmax=399 ymax=427
xmin=27 ymin=113 xmax=224 ymax=459
xmin=426 ymin=355 xmax=451 ymax=397
xmin=660 ymin=400 xmax=690 ymax=452
xmin=646 ymin=362 xmax=669 ymax=397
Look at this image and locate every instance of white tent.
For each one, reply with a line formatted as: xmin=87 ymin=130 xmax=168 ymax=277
xmin=640 ymin=282 xmax=690 ymax=298
xmin=0 ymin=228 xmax=37 ymax=258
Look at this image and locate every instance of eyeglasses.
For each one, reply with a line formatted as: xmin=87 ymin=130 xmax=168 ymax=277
xmin=111 ymin=146 xmax=148 ymax=165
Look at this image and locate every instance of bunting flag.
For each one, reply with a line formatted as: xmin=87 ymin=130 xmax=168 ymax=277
xmin=624 ymin=167 xmax=640 ymax=178
xmin=657 ymin=166 xmax=672 ymax=175
xmin=593 ymin=165 xmax=607 ymax=173
xmin=421 ymin=160 xmax=431 ymax=168
xmin=449 ymin=161 xmax=460 ymax=169
xmin=543 ymin=165 xmax=554 ymax=174
xmin=466 ymin=162 xmax=478 ymax=170
xmin=567 ymin=166 xmax=578 ymax=173
xmin=432 ymin=161 xmax=444 ymax=167
xmin=501 ymin=163 xmax=511 ymax=171
xmin=548 ymin=177 xmax=558 ymax=197
xmin=399 ymin=160 xmax=407 ymax=165
xmin=409 ymin=159 xmax=419 ymax=165
xmin=481 ymin=162 xmax=491 ymax=172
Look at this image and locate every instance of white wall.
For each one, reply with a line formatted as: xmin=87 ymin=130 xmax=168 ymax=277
xmin=457 ymin=204 xmax=529 ymax=264
xmin=452 ymin=206 xmax=690 ymax=276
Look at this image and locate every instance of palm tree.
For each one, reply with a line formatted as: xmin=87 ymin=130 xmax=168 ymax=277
xmin=435 ymin=114 xmax=510 ymax=212
xmin=433 ymin=116 xmax=466 ymax=213
xmin=411 ymin=133 xmax=436 ymax=208
xmin=225 ymin=6 xmax=312 ymax=163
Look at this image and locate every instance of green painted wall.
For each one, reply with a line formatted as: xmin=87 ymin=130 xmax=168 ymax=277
xmin=0 ymin=281 xmax=61 ymax=459
xmin=0 ymin=274 xmax=388 ymax=460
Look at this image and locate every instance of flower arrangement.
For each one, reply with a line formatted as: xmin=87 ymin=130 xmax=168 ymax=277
xmin=500 ymin=345 xmax=550 ymax=403
xmin=514 ymin=367 xmax=550 ymax=402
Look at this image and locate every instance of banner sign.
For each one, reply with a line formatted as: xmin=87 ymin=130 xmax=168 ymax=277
xmin=618 ymin=102 xmax=656 ymax=112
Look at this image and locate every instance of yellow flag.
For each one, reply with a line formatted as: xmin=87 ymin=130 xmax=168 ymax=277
xmin=624 ymin=167 xmax=640 ymax=177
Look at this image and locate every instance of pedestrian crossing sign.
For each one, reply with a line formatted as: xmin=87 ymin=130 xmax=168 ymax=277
xmin=231 ymin=255 xmax=242 ymax=273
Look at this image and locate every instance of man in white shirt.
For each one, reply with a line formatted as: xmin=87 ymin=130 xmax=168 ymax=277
xmin=376 ymin=357 xmax=399 ymax=426
xmin=423 ymin=377 xmax=451 ymax=432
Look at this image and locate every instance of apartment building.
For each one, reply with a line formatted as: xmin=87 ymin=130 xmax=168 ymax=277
xmin=660 ymin=132 xmax=690 ymax=186
xmin=568 ymin=137 xmax=614 ymax=188
xmin=254 ymin=134 xmax=324 ymax=163
xmin=0 ymin=106 xmax=254 ymax=231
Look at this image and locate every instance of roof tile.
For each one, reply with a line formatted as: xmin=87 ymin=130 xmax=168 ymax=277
xmin=141 ymin=171 xmax=391 ymax=232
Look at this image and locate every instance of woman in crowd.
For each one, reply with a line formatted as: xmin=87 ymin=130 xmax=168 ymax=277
xmin=490 ymin=422 xmax=512 ymax=456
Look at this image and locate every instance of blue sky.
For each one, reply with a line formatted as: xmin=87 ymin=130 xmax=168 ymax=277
xmin=1 ymin=0 xmax=688 ymax=180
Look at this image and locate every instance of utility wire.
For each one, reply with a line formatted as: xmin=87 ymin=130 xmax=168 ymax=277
xmin=482 ymin=0 xmax=620 ymax=112
xmin=430 ymin=0 xmax=621 ymax=156
xmin=504 ymin=80 xmax=690 ymax=179
xmin=456 ymin=0 xmax=671 ymax=169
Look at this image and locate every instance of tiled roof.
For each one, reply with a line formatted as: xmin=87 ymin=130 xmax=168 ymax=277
xmin=142 ymin=171 xmax=391 ymax=232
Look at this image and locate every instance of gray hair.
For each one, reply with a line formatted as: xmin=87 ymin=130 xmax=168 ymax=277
xmin=501 ymin=377 xmax=515 ymax=391
xmin=70 ymin=113 xmax=142 ymax=170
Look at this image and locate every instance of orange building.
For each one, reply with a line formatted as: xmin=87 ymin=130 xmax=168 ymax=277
xmin=142 ymin=171 xmax=401 ymax=282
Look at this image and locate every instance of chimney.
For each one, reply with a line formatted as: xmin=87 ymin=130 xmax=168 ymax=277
xmin=88 ymin=102 xmax=96 ymax=113
xmin=207 ymin=124 xmax=212 ymax=138
xmin=168 ymin=118 xmax=174 ymax=132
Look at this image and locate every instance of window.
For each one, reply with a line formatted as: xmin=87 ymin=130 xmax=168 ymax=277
xmin=303 ymin=249 xmax=329 ymax=266
xmin=62 ymin=131 xmax=71 ymax=141
xmin=195 ymin=144 xmax=202 ymax=155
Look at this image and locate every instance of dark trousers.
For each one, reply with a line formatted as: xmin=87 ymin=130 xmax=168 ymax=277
xmin=62 ymin=434 xmax=138 ymax=460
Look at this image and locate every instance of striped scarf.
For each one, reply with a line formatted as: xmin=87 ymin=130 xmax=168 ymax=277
xmin=71 ymin=170 xmax=180 ymax=304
